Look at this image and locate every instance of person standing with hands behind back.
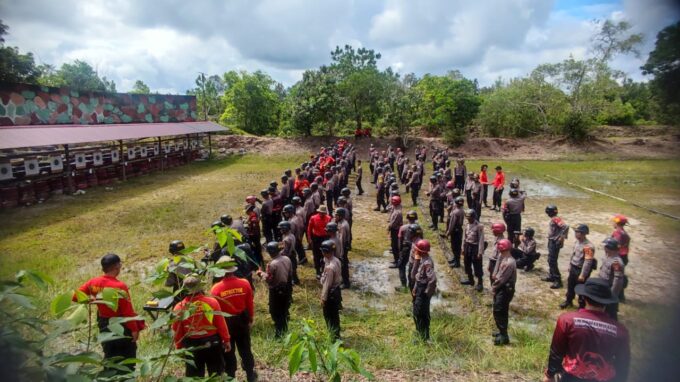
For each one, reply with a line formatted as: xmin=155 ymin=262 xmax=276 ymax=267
xmin=491 ymin=165 xmax=505 ymax=212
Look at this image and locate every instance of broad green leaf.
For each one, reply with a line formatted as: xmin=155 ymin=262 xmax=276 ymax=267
xmin=200 ymin=302 xmax=214 ymax=323
xmin=74 ymin=290 xmax=89 ymax=303
xmin=108 ymin=322 xmax=125 ymax=336
xmin=51 ymin=353 xmax=101 ymax=365
xmin=97 ymin=331 xmax=126 ymax=343
xmin=308 ymin=342 xmax=318 ymax=372
xmin=288 ymin=342 xmax=304 ymax=376
xmin=65 ymin=304 xmax=88 ymax=326
xmin=8 ymin=292 xmax=35 ymax=309
xmin=224 ymin=227 xmax=242 ymax=242
xmin=152 ymin=289 xmax=175 ymax=299
xmin=16 ymin=270 xmax=53 ymax=290
xmin=51 ymin=292 xmax=73 ymax=317
xmin=102 ymin=287 xmax=122 ymax=311
xmin=179 ymin=245 xmax=200 ymax=255
xmin=150 ymin=313 xmax=171 ymax=330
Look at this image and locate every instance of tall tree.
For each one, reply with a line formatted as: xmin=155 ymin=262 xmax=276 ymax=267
xmin=38 ymin=60 xmax=116 ymax=92
xmin=285 ymin=67 xmax=339 ymax=136
xmin=220 ymin=70 xmax=282 ymax=135
xmin=130 ymin=80 xmax=150 ymax=94
xmin=383 ymin=72 xmax=420 ymax=147
xmin=642 ymin=21 xmax=680 ymax=124
xmin=0 ymin=20 xmax=41 ymax=83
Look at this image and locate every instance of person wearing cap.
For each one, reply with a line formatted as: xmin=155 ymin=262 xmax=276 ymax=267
xmin=387 ymin=195 xmax=404 ymax=267
xmin=610 ymin=214 xmax=630 ymax=302
xmin=454 ymin=159 xmax=467 ymax=190
xmin=407 ymin=224 xmax=425 ymax=291
xmin=491 ymin=165 xmax=505 ymax=212
xmin=491 ymin=239 xmax=517 ymax=346
xmin=471 ymin=173 xmax=483 ymax=219
xmin=335 ymin=208 xmax=352 ymax=288
xmin=260 ymin=189 xmax=275 ymax=243
xmin=286 ymin=169 xmax=295 ymax=199
xmin=561 ymin=224 xmax=596 ymax=309
xmin=245 ymin=204 xmax=263 ymax=266
xmin=411 ymin=240 xmax=437 ymax=341
xmin=73 ymin=254 xmax=145 ymax=371
xmin=172 ymin=275 xmax=231 ymax=377
xmin=280 ymin=175 xmax=291 ymax=205
xmin=543 ymin=278 xmax=630 ymax=382
xmin=461 ymin=210 xmax=486 ymax=291
xmin=502 ymin=187 xmax=527 ymax=243
xmin=488 ymin=222 xmax=507 ymax=287
xmin=598 ymin=238 xmax=625 ymax=320
xmin=279 ymin=221 xmax=300 ymax=285
xmin=515 ymin=227 xmax=539 ymax=271
xmin=447 ymin=196 xmax=466 ymax=268
xmin=308 ymin=205 xmax=332 ymax=278
xmin=464 ymin=172 xmax=475 ymax=210
xmin=269 ymin=187 xmax=284 ymax=241
xmin=407 ymin=163 xmax=423 ymax=207
xmin=257 ymin=242 xmax=293 ymax=338
xmin=324 ymin=171 xmax=335 ymax=215
xmin=319 ymin=239 xmax=343 ymax=339
xmin=543 ymin=205 xmax=569 ymax=289
xmin=210 ymin=257 xmax=256 ymax=381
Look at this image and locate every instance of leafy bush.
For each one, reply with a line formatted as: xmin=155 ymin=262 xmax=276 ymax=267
xmin=562 ymin=111 xmax=593 ymax=142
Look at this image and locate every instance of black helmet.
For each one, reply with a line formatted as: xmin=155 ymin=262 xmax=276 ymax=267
xmin=337 ymin=196 xmax=347 ymax=205
xmin=236 ymin=242 xmax=252 ymax=253
xmin=524 ymin=227 xmax=535 ymax=238
xmin=509 ymin=188 xmax=519 ymax=197
xmin=212 ymin=220 xmax=225 ymax=228
xmin=269 ymin=181 xmax=278 ymax=188
xmin=302 ymin=187 xmax=312 ymax=195
xmin=510 ymin=179 xmax=520 ymax=188
xmin=341 ymin=187 xmax=350 ymax=196
xmin=284 ymin=169 xmax=292 ymax=176
xmin=603 ymin=238 xmax=620 ymax=250
xmin=220 ymin=214 xmax=233 ymax=226
xmin=277 ymin=221 xmax=291 ymax=232
xmin=430 ymin=175 xmax=437 ymax=182
xmin=464 ymin=209 xmax=477 ymax=219
xmin=267 ymin=186 xmax=276 ymax=193
xmin=265 ymin=241 xmax=280 ymax=255
xmin=452 ymin=188 xmax=461 ymax=197
xmin=320 ymin=239 xmax=336 ymax=253
xmin=169 ymin=240 xmax=185 ymax=254
xmin=390 ymin=183 xmax=399 ymax=190
xmin=545 ymin=204 xmax=558 ymax=217
xmin=408 ymin=223 xmax=423 ymax=237
xmin=310 ymin=182 xmax=319 ymax=190
xmin=283 ymin=204 xmax=295 ymax=215
xmin=574 ymin=224 xmax=590 ymax=234
xmin=335 ymin=207 xmax=347 ymax=218
xmin=291 ymin=196 xmax=302 ymax=205
xmin=406 ymin=210 xmax=418 ymax=220
xmin=281 ymin=175 xmax=289 ymax=182
xmin=325 ymin=222 xmax=338 ymax=232
xmin=260 ymin=189 xmax=269 ymax=197
xmin=455 ymin=196 xmax=465 ymax=205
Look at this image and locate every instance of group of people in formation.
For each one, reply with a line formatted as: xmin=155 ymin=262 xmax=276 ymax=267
xmin=72 ymin=138 xmax=632 ymax=381
xmin=369 ymin=143 xmax=631 ymax=381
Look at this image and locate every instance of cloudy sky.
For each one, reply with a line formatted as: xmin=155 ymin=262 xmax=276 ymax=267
xmin=1 ymin=0 xmax=678 ymax=94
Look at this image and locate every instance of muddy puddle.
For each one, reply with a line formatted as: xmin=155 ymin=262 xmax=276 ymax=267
xmin=517 ymin=177 xmax=588 ymax=199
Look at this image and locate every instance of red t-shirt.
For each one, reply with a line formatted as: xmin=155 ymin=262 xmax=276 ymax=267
xmin=492 ymin=171 xmax=505 ymax=188
xmin=210 ymin=276 xmax=254 ymax=320
xmin=480 ymin=170 xmax=488 ymax=184
xmin=172 ymin=294 xmax=230 ymax=349
xmin=308 ymin=213 xmax=331 ymax=238
xmin=74 ymin=275 xmax=144 ymax=332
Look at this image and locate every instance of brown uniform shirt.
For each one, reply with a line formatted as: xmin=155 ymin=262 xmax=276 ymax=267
xmin=320 ymin=255 xmax=342 ymax=301
xmin=598 ymin=255 xmax=625 ymax=297
xmin=265 ymin=255 xmax=292 ymax=288
xmin=490 ymin=234 xmax=504 ymax=261
xmin=446 ymin=205 xmax=465 ymax=236
xmin=289 ymin=215 xmax=304 ymax=240
xmin=465 ymin=220 xmax=485 ymax=257
xmin=504 ymin=193 xmax=526 ymax=214
xmin=337 ymin=219 xmax=350 ymax=248
xmin=492 ymin=254 xmax=517 ymax=293
xmin=281 ymin=232 xmax=296 ymax=259
xmin=414 ymin=255 xmax=437 ymax=297
xmin=303 ymin=198 xmax=316 ymax=223
xmin=548 ymin=216 xmax=569 ymax=241
xmin=519 ymin=238 xmax=536 ymax=255
xmin=570 ymin=239 xmax=595 ymax=279
xmin=388 ymin=205 xmax=403 ymax=230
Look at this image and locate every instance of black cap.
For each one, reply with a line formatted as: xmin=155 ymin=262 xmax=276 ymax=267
xmin=169 ymin=240 xmax=185 ymax=254
xmin=603 ymin=238 xmax=619 ymax=250
xmin=101 ymin=253 xmax=121 ymax=270
xmin=575 ymin=277 xmax=618 ymax=304
xmin=574 ymin=224 xmax=590 ymax=234
xmin=220 ymin=214 xmax=233 ymax=225
xmin=265 ymin=241 xmax=280 ymax=255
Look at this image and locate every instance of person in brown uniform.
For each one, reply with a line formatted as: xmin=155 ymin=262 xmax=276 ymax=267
xmin=515 ymin=227 xmax=539 ymax=271
xmin=335 ymin=207 xmax=352 ymax=289
xmin=502 ymin=188 xmax=526 ymax=243
xmin=396 ymin=211 xmax=419 ymax=290
xmin=599 ymin=238 xmax=625 ymax=320
xmin=491 ymin=239 xmax=517 ymax=346
xmin=257 ymin=241 xmax=293 ymax=338
xmin=447 ymin=196 xmax=466 ymax=268
xmin=356 ymin=160 xmax=364 ymax=195
xmin=471 ymin=173 xmax=483 ymax=219
xmin=320 ymin=240 xmax=343 ymax=340
xmin=543 ymin=205 xmax=569 ymax=289
xmin=278 ymin=221 xmax=299 ymax=286
xmin=488 ymin=222 xmax=507 ymax=287
xmin=407 ymin=224 xmax=424 ymax=291
xmin=560 ymin=224 xmax=595 ymax=309
xmin=427 ymin=175 xmax=445 ymax=231
xmin=461 ymin=210 xmax=485 ymax=291
xmin=411 ymin=240 xmax=437 ymax=341
xmin=286 ymin=203 xmax=307 ymax=266
xmin=388 ymin=195 xmax=404 ymax=267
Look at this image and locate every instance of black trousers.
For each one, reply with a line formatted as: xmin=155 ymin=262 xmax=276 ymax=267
xmin=398 ymin=243 xmax=411 ymax=287
xmin=411 ymin=183 xmax=421 ymax=205
xmin=249 ymin=233 xmax=263 ymax=266
xmin=311 ymin=235 xmax=328 ymax=276
xmin=262 ymin=217 xmax=274 ymax=243
xmin=224 ymin=313 xmax=255 ymax=380
xmin=397 ymin=164 xmax=404 ymax=181
xmin=288 ymin=251 xmax=299 ymax=285
xmin=450 ymin=228 xmax=463 ymax=263
xmin=326 ymin=190 xmax=334 ymax=215
xmin=429 ymin=200 xmax=443 ymax=230
xmin=506 ymin=213 xmax=522 ymax=243
xmin=341 ymin=247 xmax=351 ymax=287
xmin=465 ymin=190 xmax=473 ymax=210
xmin=295 ymin=239 xmax=306 ymax=264
xmin=413 ymin=284 xmax=432 ymax=340
xmin=323 ymin=287 xmax=342 ymax=340
xmin=376 ymin=188 xmax=387 ymax=210
xmin=493 ymin=286 xmax=515 ymax=336
xmin=482 ymin=184 xmax=489 ymax=206
xmin=272 ymin=214 xmax=282 ymax=241
xmin=464 ymin=243 xmax=484 ymax=281
xmin=548 ymin=239 xmax=562 ymax=280
xmin=492 ymin=187 xmax=504 ymax=209
xmin=183 ymin=335 xmax=225 ymax=378
xmin=515 ymin=249 xmax=540 ymax=269
xmin=97 ymin=317 xmax=137 ymax=373
xmin=356 ymin=177 xmax=364 ymax=195
xmin=407 ymin=260 xmax=415 ymax=291
xmin=390 ymin=228 xmax=400 ymax=263
xmin=454 ymin=175 xmax=464 ymax=190
xmin=565 ymin=265 xmax=583 ymax=303
xmin=269 ymin=285 xmax=292 ymax=337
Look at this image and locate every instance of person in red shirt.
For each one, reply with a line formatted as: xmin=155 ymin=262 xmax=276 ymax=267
xmin=610 ymin=214 xmax=631 ymax=302
xmin=491 ymin=165 xmax=505 ymax=211
xmin=74 ymin=253 xmax=145 ymax=371
xmin=211 ymin=257 xmax=257 ymax=382
xmin=479 ymin=164 xmax=490 ymax=208
xmin=294 ymin=173 xmax=310 ymax=197
xmin=172 ymin=275 xmax=231 ymax=378
xmin=544 ymin=277 xmax=629 ymax=382
xmin=308 ymin=205 xmax=332 ymax=278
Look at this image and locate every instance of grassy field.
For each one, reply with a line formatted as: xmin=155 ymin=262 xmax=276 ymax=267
xmin=1 ymin=154 xmax=678 ymax=381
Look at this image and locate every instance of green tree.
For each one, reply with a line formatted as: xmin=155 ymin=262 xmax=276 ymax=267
xmin=188 ymin=73 xmax=225 ymax=121
xmin=383 ymin=72 xmax=420 ymax=146
xmin=285 ymin=67 xmax=339 ymax=136
xmin=130 ymin=79 xmax=150 ymax=94
xmin=220 ymin=70 xmax=282 ymax=135
xmin=38 ymin=60 xmax=116 ymax=92
xmin=0 ymin=20 xmax=41 ymax=83
xmin=642 ymin=21 xmax=680 ymax=124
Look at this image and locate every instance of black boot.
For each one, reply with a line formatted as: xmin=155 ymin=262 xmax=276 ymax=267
xmin=541 ymin=276 xmax=555 ymax=282
xmin=475 ymin=277 xmax=484 ymax=292
xmin=559 ymin=300 xmax=573 ymax=309
xmin=494 ymin=334 xmax=510 ymax=346
xmin=550 ymin=280 xmax=563 ymax=289
xmin=460 ymin=278 xmax=474 ymax=286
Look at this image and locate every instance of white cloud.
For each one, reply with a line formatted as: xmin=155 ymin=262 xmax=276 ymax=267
xmin=0 ymin=0 xmax=677 ymax=92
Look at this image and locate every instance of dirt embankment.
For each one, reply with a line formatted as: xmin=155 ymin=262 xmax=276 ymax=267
xmin=213 ymin=126 xmax=680 ymax=160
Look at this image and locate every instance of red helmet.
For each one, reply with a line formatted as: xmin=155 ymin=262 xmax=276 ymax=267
xmin=446 ymin=181 xmax=455 ymax=189
xmin=245 ymin=195 xmax=257 ymax=204
xmin=612 ymin=214 xmax=628 ymax=225
xmin=496 ymin=239 xmax=512 ymax=252
xmin=415 ymin=239 xmax=431 ymax=254
xmin=491 ymin=222 xmax=506 ymax=235
xmin=391 ymin=195 xmax=402 ymax=205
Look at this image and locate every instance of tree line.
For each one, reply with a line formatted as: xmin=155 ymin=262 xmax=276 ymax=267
xmin=2 ymin=19 xmax=678 ymax=142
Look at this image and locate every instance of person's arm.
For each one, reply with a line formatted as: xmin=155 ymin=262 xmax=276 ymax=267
xmin=425 ymin=262 xmax=437 ymax=297
xmin=118 ymin=285 xmax=142 ymax=333
xmin=320 ymin=267 xmax=331 ymax=303
xmin=579 ymin=245 xmax=594 ymax=281
xmin=611 ymin=261 xmax=625 ymax=297
xmin=245 ymin=283 xmax=254 ymax=323
xmin=307 ymin=216 xmax=314 ymax=240
xmin=72 ymin=279 xmax=91 ymax=302
xmin=477 ymin=225 xmax=485 ymax=258
xmin=545 ymin=317 xmax=568 ymax=379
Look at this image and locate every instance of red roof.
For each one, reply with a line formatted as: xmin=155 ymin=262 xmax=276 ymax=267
xmin=0 ymin=122 xmax=225 ymax=150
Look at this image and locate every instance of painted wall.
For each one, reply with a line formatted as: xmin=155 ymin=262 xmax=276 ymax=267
xmin=0 ymin=82 xmax=198 ymax=126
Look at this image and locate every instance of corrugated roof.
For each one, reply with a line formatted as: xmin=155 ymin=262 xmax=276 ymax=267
xmin=0 ymin=122 xmax=226 ymax=150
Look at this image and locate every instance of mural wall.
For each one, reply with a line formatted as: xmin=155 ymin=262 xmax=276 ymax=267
xmin=0 ymin=82 xmax=198 ymax=126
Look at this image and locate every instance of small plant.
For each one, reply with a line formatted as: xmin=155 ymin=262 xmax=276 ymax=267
xmin=286 ymin=319 xmax=374 ymax=382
